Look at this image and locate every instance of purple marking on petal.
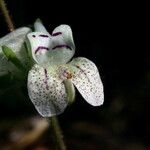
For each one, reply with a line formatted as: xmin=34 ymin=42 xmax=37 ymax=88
xmin=75 ymin=65 xmax=91 ymax=83
xmin=32 ymin=35 xmax=36 ymax=38
xmin=44 ymin=69 xmax=49 ymax=90
xmin=52 ymin=32 xmax=62 ymax=36
xmin=52 ymin=45 xmax=72 ymax=50
xmin=35 ymin=46 xmax=49 ymax=54
xmin=39 ymin=34 xmax=49 ymax=38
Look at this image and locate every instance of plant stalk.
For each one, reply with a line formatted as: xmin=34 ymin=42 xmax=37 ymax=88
xmin=50 ymin=117 xmax=66 ymax=150
xmin=0 ymin=0 xmax=15 ymax=31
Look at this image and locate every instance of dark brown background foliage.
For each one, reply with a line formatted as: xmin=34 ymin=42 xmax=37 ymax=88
xmin=0 ymin=0 xmax=149 ymax=150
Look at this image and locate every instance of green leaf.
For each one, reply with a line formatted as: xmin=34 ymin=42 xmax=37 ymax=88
xmin=2 ymin=45 xmax=25 ymax=73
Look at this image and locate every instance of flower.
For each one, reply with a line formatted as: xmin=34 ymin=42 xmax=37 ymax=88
xmin=0 ymin=20 xmax=104 ymax=117
xmin=27 ymin=20 xmax=104 ymax=117
xmin=0 ymin=27 xmax=31 ymax=76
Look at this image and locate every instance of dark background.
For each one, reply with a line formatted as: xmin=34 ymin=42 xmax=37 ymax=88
xmin=0 ymin=0 xmax=149 ymax=150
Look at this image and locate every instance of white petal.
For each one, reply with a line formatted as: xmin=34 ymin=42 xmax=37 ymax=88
xmin=28 ymin=65 xmax=68 ymax=117
xmin=27 ymin=32 xmax=52 ymax=66
xmin=69 ymin=57 xmax=104 ymax=106
xmin=52 ymin=25 xmax=75 ymax=49
xmin=51 ymin=25 xmax=75 ymax=64
xmin=34 ymin=19 xmax=50 ymax=34
xmin=27 ymin=25 xmax=75 ymax=66
xmin=0 ymin=27 xmax=31 ymax=75
xmin=0 ymin=27 xmax=31 ymax=52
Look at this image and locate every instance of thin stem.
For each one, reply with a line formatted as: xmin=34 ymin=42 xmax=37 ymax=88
xmin=50 ymin=117 xmax=66 ymax=150
xmin=0 ymin=0 xmax=15 ymax=31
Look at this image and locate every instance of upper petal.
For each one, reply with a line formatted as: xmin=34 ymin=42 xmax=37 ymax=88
xmin=34 ymin=19 xmax=50 ymax=34
xmin=27 ymin=24 xmax=75 ymax=66
xmin=50 ymin=25 xmax=75 ymax=64
xmin=52 ymin=25 xmax=75 ymax=50
xmin=27 ymin=32 xmax=52 ymax=66
xmin=28 ymin=64 xmax=68 ymax=117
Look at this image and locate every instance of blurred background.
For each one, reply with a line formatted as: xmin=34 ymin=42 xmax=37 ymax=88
xmin=0 ymin=0 xmax=149 ymax=150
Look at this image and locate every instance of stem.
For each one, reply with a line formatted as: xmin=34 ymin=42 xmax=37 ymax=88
xmin=50 ymin=117 xmax=66 ymax=150
xmin=0 ymin=0 xmax=15 ymax=31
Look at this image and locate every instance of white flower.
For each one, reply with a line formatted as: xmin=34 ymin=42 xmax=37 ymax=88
xmin=27 ymin=20 xmax=104 ymax=117
xmin=0 ymin=27 xmax=31 ymax=76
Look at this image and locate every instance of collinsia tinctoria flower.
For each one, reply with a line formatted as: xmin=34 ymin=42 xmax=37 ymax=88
xmin=0 ymin=28 xmax=31 ymax=76
xmin=27 ymin=20 xmax=104 ymax=117
xmin=0 ymin=19 xmax=104 ymax=117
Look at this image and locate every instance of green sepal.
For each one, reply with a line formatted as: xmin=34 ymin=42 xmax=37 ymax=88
xmin=24 ymin=42 xmax=35 ymax=68
xmin=2 ymin=45 xmax=26 ymax=73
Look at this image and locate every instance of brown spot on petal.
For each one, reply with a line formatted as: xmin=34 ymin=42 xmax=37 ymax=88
xmin=66 ymin=72 xmax=73 ymax=79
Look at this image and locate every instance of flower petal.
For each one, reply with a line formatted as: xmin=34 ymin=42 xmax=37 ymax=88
xmin=0 ymin=27 xmax=31 ymax=76
xmin=27 ymin=32 xmax=52 ymax=66
xmin=52 ymin=25 xmax=75 ymax=50
xmin=34 ymin=19 xmax=50 ymax=34
xmin=28 ymin=64 xmax=68 ymax=117
xmin=51 ymin=25 xmax=75 ymax=64
xmin=27 ymin=25 xmax=75 ymax=66
xmin=0 ymin=27 xmax=31 ymax=52
xmin=69 ymin=57 xmax=104 ymax=106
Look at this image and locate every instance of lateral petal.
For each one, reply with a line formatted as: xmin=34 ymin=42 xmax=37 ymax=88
xmin=69 ymin=57 xmax=104 ymax=106
xmin=28 ymin=64 xmax=68 ymax=117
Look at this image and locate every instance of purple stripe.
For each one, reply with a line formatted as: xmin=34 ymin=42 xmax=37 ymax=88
xmin=35 ymin=46 xmax=49 ymax=54
xmin=52 ymin=45 xmax=72 ymax=50
xmin=52 ymin=32 xmax=62 ymax=36
xmin=44 ymin=69 xmax=49 ymax=90
xmin=75 ymin=65 xmax=91 ymax=83
xmin=39 ymin=34 xmax=49 ymax=38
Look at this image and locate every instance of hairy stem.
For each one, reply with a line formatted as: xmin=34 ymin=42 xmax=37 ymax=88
xmin=50 ymin=117 xmax=66 ymax=150
xmin=0 ymin=0 xmax=15 ymax=31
